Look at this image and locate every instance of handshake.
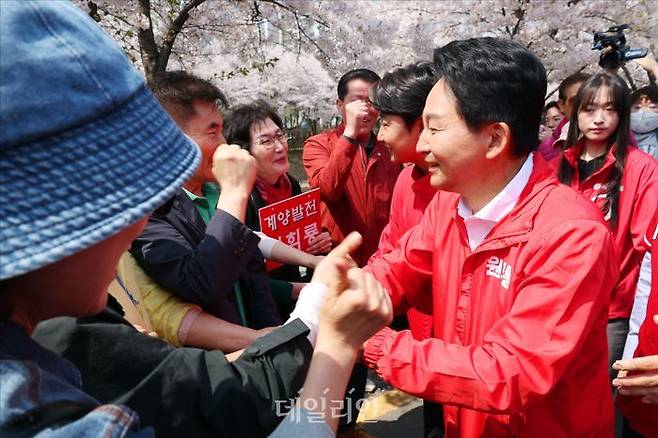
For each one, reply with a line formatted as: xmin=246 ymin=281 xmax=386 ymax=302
xmin=212 ymin=143 xmax=394 ymax=347
xmin=290 ymin=232 xmax=393 ymax=352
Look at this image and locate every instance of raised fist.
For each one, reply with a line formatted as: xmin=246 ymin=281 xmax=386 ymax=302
xmin=212 ymin=144 xmax=257 ymax=196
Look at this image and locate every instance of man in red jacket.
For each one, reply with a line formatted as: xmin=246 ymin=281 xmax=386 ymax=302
xmin=363 ymin=38 xmax=619 ymax=437
xmin=303 ymin=69 xmax=401 ymax=266
xmin=368 ymin=61 xmax=442 ymax=437
xmin=368 ymin=61 xmax=437 ymax=342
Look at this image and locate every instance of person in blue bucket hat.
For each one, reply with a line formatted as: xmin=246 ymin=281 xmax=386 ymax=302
xmin=0 ymin=2 xmax=392 ymax=437
xmin=0 ymin=0 xmax=200 ymax=436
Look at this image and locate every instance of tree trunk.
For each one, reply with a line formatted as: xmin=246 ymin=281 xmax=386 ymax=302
xmin=137 ymin=0 xmax=159 ymax=81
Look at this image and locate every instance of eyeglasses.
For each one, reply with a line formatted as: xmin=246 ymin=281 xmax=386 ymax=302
xmin=256 ymin=131 xmax=288 ymax=150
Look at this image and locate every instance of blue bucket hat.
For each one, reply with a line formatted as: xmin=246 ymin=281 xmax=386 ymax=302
xmin=0 ymin=1 xmax=201 ymax=279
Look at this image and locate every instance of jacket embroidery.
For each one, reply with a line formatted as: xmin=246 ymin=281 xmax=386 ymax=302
xmin=485 ymin=256 xmax=512 ymax=289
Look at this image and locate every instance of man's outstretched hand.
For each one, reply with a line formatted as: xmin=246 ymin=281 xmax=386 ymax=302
xmin=312 ymin=232 xmax=393 ymax=350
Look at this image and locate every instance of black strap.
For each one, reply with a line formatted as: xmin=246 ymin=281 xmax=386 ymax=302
xmin=0 ymin=400 xmax=95 ymax=438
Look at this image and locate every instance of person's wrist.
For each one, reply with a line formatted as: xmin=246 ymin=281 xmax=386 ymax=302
xmin=217 ymin=190 xmax=249 ymax=208
xmin=216 ymin=191 xmax=250 ymax=223
xmin=286 ymin=282 xmax=328 ymax=345
xmin=305 ymin=254 xmax=317 ymax=268
xmin=342 ymin=134 xmax=359 ymax=145
xmin=315 ymin=330 xmax=360 ymax=358
xmin=343 ymin=124 xmax=357 ymax=140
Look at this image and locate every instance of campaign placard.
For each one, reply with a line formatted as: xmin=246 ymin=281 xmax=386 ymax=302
xmin=258 ymin=188 xmax=321 ymax=270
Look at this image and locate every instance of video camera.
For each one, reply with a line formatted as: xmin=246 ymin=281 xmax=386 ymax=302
xmin=592 ymin=24 xmax=648 ymax=69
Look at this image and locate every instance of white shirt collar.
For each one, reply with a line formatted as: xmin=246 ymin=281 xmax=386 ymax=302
xmin=458 ymin=153 xmax=534 ymax=250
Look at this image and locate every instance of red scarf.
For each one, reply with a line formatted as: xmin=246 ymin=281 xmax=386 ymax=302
xmin=255 ymin=174 xmax=293 ymax=205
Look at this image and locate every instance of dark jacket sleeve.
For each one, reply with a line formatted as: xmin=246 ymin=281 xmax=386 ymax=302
xmin=244 ymin=249 xmax=283 ymax=327
xmin=130 ymin=209 xmax=260 ymax=308
xmin=290 ymin=174 xmax=302 ymax=196
xmin=33 ymin=308 xmax=312 ymax=438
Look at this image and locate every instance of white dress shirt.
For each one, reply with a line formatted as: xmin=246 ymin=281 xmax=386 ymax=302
xmin=457 ymin=153 xmax=534 ymax=251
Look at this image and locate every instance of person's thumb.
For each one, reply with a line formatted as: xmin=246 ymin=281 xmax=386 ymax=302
xmin=328 ymin=232 xmax=362 ymax=260
xmin=323 ymin=233 xmax=362 ymax=295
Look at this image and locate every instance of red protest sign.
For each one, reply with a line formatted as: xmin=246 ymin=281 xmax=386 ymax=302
xmin=258 ymin=188 xmax=321 ymax=253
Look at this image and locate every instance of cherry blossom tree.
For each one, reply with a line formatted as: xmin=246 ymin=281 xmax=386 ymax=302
xmin=79 ymin=0 xmax=658 ymax=120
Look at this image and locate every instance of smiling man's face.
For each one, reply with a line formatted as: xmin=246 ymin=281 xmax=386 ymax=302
xmin=417 ymin=79 xmax=491 ymax=193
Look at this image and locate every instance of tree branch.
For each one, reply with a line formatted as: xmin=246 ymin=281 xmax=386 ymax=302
xmin=504 ymin=5 xmax=526 ymax=39
xmin=259 ymin=0 xmax=329 ymax=28
xmin=157 ymin=0 xmax=206 ymax=74
xmin=545 ymin=64 xmax=587 ymax=100
xmin=185 ymin=22 xmax=255 ymax=31
xmin=582 ymin=13 xmax=619 ymax=25
xmin=291 ymin=10 xmax=326 ymax=59
xmin=87 ymin=1 xmax=101 ymax=22
xmin=96 ymin=3 xmax=135 ymax=28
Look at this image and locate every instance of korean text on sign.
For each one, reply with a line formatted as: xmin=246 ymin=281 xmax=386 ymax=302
xmin=258 ymin=188 xmax=321 ymax=252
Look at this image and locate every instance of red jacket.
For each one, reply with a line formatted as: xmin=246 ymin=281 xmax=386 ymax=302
xmin=303 ymin=125 xmax=401 ymax=265
xmin=364 ymin=155 xmax=618 ymax=437
xmin=368 ymin=165 xmax=436 ymax=340
xmin=560 ymin=142 xmax=658 ymax=319
xmin=617 ymin=210 xmax=658 ymax=437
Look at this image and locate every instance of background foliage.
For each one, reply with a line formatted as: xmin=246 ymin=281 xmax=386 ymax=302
xmin=79 ymin=0 xmax=658 ymax=137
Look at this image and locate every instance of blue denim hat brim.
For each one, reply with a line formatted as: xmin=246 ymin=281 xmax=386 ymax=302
xmin=0 ymin=86 xmax=201 ymax=279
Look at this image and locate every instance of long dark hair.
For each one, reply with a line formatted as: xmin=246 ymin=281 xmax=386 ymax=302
xmin=558 ymin=72 xmax=631 ymax=226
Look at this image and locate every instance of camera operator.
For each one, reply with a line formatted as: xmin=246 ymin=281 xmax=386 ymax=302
xmin=593 ymin=25 xmax=648 ymax=71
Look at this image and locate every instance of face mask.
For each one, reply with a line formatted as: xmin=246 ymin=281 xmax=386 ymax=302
xmin=630 ymin=110 xmax=658 ymax=134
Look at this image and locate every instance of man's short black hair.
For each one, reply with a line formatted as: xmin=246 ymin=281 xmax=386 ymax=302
xmin=432 ymin=37 xmax=547 ymax=157
xmin=631 ymin=83 xmax=658 ymax=105
xmin=223 ymin=100 xmax=284 ymax=151
xmin=544 ymin=101 xmax=560 ymax=113
xmin=148 ymin=70 xmax=228 ymax=127
xmin=372 ymin=62 xmax=437 ymax=128
xmin=558 ymin=72 xmax=591 ymax=101
xmin=337 ymin=68 xmax=380 ymax=101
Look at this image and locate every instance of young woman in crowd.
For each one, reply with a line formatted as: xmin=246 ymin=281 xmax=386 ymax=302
xmin=556 ymin=72 xmax=658 ymax=379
